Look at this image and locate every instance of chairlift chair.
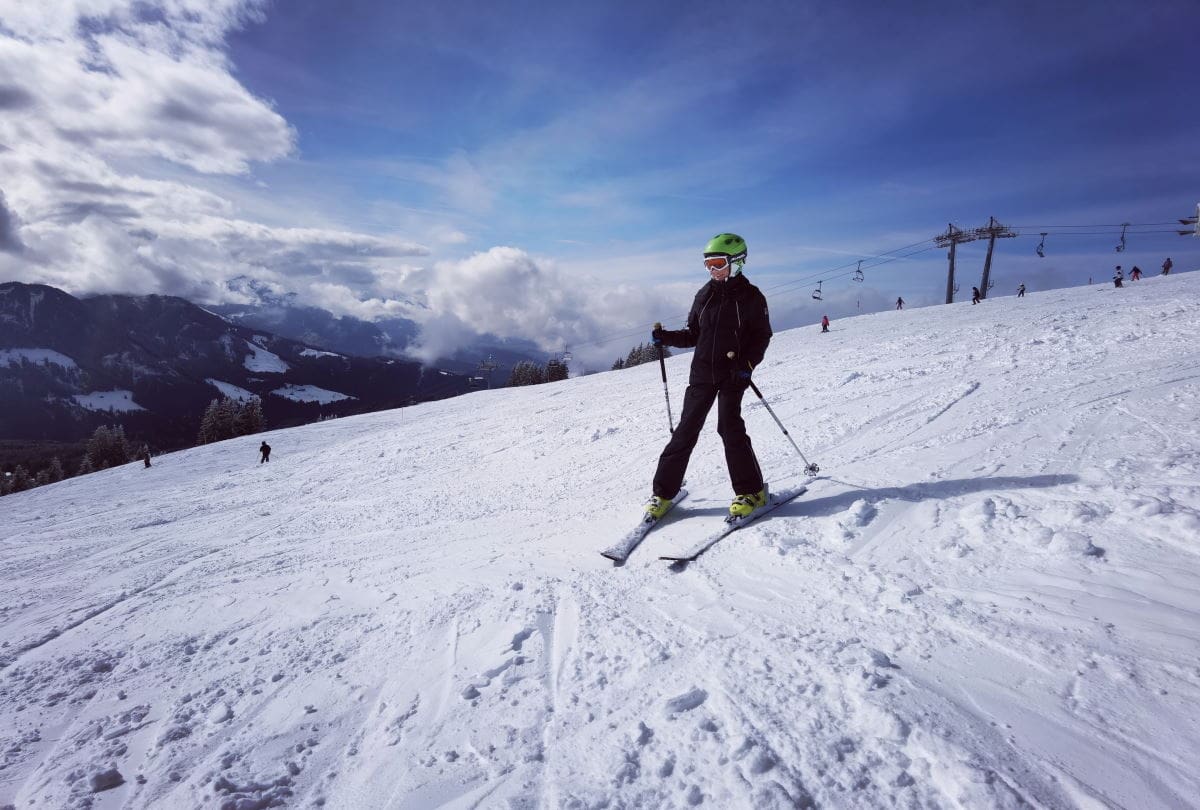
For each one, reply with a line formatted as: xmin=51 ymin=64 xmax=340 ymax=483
xmin=1115 ymin=223 xmax=1129 ymax=253
xmin=853 ymin=260 xmax=865 ymax=283
xmin=812 ymin=281 xmax=823 ymax=301
xmin=1036 ymin=232 xmax=1047 ymax=258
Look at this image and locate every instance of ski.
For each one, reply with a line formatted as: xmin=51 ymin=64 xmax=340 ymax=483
xmin=601 ymin=488 xmax=689 ymax=563
xmin=659 ymin=485 xmax=807 ymax=563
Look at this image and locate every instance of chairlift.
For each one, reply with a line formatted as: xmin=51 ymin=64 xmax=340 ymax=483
xmin=853 ymin=260 xmax=864 ymax=283
xmin=987 ymin=278 xmax=995 ymax=290
xmin=812 ymin=281 xmax=823 ymax=301
xmin=953 ymin=283 xmax=960 ymax=294
xmin=1036 ymin=232 xmax=1047 ymax=258
xmin=1115 ymin=222 xmax=1129 ymax=253
xmin=561 ymin=348 xmax=573 ymax=363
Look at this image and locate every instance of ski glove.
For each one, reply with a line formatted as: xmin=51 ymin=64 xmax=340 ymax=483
xmin=651 ymin=327 xmax=665 ymax=346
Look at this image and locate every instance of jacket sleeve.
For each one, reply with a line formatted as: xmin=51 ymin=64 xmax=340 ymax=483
xmin=741 ymin=289 xmax=772 ymax=369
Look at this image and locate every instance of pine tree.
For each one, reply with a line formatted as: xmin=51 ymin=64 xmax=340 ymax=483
xmin=546 ymin=359 xmax=568 ymax=383
xmin=616 ymin=342 xmax=670 ymax=369
xmin=197 ymin=399 xmax=219 ymax=445
xmin=82 ymin=425 xmax=131 ymax=471
xmin=507 ymin=361 xmax=547 ymax=387
xmin=10 ymin=465 xmax=33 ymax=493
xmin=611 ymin=357 xmax=626 ymax=370
xmin=47 ymin=457 xmax=65 ymax=483
xmin=241 ymin=397 xmax=265 ymax=434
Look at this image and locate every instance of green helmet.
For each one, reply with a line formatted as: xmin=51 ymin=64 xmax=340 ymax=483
xmin=703 ymin=233 xmax=748 ymax=274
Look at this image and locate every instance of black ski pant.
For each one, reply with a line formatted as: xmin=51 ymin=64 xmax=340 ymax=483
xmin=653 ymin=380 xmax=763 ymax=500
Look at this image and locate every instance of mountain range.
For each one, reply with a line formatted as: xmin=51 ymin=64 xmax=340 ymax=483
xmin=0 ymin=282 xmax=488 ymax=456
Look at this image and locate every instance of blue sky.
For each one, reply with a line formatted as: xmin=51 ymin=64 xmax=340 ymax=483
xmin=1 ymin=0 xmax=1197 ymax=367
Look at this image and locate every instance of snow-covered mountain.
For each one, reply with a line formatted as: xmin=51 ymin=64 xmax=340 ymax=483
xmin=2 ymin=273 xmax=1198 ymax=808
xmin=0 ymin=283 xmax=471 ymax=451
xmin=210 ymin=276 xmax=543 ymax=378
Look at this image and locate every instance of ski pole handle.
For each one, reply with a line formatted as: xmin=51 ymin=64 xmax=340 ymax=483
xmin=656 ymin=322 xmax=674 ymax=433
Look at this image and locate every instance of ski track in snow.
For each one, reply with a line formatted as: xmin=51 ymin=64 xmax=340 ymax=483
xmin=3 ymin=274 xmax=1200 ymax=808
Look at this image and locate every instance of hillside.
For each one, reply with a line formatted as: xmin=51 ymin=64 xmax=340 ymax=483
xmin=1 ymin=273 xmax=1198 ymax=809
xmin=0 ymin=283 xmax=470 ymax=455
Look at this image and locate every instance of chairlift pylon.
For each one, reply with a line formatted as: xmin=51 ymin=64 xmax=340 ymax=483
xmin=1036 ymin=232 xmax=1047 ymax=258
xmin=812 ymin=280 xmax=823 ymax=301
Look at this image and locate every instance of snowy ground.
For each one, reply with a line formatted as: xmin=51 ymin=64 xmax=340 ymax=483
xmin=2 ymin=273 xmax=1199 ymax=809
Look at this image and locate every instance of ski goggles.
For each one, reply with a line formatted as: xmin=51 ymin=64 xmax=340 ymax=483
xmin=704 ymin=256 xmax=732 ymax=272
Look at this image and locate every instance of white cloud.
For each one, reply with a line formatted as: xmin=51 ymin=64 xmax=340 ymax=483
xmin=402 ymin=246 xmax=691 ymax=369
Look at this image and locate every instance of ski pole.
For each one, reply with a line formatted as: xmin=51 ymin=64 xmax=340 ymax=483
xmin=655 ymin=322 xmax=675 ymax=433
xmin=733 ymin=353 xmax=819 ymax=475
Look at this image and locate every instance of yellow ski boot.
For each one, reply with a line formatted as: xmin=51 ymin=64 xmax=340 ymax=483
xmin=730 ymin=486 xmax=768 ymax=518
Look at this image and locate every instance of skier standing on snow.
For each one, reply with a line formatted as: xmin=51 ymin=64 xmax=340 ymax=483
xmin=1162 ymin=257 xmax=1173 ymax=275
xmin=895 ymin=297 xmax=904 ymax=310
xmin=1114 ymin=266 xmax=1124 ymax=288
xmin=1017 ymin=283 xmax=1026 ymax=298
xmin=259 ymin=441 xmax=271 ymax=463
xmin=645 ymin=233 xmax=772 ymax=521
xmin=1131 ymin=266 xmax=1142 ymax=281
xmin=971 ymin=286 xmax=981 ymax=304
xmin=821 ymin=314 xmax=830 ymax=333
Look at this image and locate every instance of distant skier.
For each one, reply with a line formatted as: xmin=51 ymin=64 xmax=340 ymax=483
xmin=1162 ymin=257 xmax=1173 ymax=275
xmin=259 ymin=441 xmax=271 ymax=463
xmin=141 ymin=447 xmax=151 ymax=468
xmin=971 ymin=287 xmax=981 ymax=305
xmin=1017 ymin=283 xmax=1026 ymax=298
xmin=821 ymin=314 xmax=830 ymax=333
xmin=895 ymin=297 xmax=904 ymax=310
xmin=646 ymin=233 xmax=771 ymax=522
xmin=1113 ymin=266 xmax=1124 ymax=288
xmin=1130 ymin=266 xmax=1142 ymax=281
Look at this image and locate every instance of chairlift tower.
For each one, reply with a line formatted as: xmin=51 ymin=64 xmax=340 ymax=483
xmin=972 ymin=216 xmax=1017 ymax=300
xmin=934 ymin=223 xmax=979 ymax=304
xmin=477 ymin=354 xmax=498 ymax=389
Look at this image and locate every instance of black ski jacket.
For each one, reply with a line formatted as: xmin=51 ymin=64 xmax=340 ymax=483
xmin=659 ymin=274 xmax=772 ymax=386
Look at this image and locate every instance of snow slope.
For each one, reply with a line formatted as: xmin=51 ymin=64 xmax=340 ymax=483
xmin=2 ymin=274 xmax=1199 ymax=809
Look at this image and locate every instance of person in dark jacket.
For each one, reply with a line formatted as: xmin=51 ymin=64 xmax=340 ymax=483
xmin=259 ymin=441 xmax=271 ymax=463
xmin=895 ymin=297 xmax=904 ymax=310
xmin=971 ymin=286 xmax=981 ymax=304
xmin=646 ymin=233 xmax=772 ymax=520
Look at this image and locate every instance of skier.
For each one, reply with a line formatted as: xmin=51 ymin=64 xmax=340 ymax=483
xmin=971 ymin=287 xmax=981 ymax=305
xmin=259 ymin=441 xmax=271 ymax=463
xmin=821 ymin=314 xmax=830 ymax=333
xmin=1162 ymin=257 xmax=1173 ymax=275
xmin=141 ymin=447 xmax=151 ymax=468
xmin=646 ymin=233 xmax=771 ymax=520
xmin=895 ymin=297 xmax=904 ymax=310
xmin=1114 ymin=266 xmax=1124 ymax=288
xmin=1130 ymin=266 xmax=1142 ymax=281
